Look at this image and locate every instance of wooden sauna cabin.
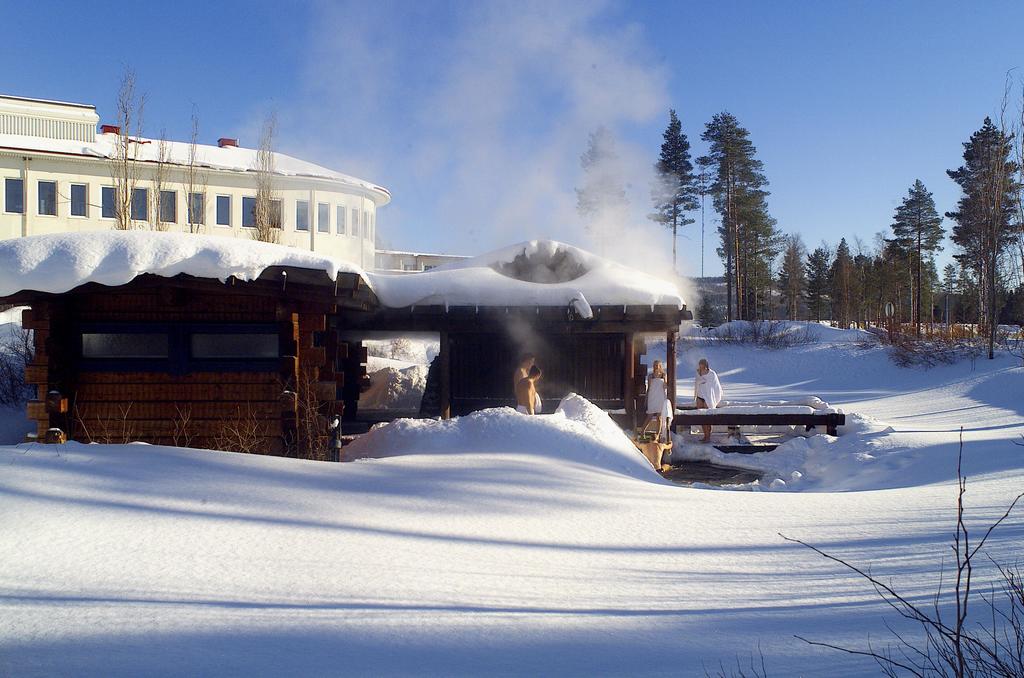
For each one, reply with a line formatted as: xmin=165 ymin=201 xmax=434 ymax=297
xmin=0 ymin=233 xmax=691 ymax=452
xmin=7 ymin=266 xmax=375 ymax=455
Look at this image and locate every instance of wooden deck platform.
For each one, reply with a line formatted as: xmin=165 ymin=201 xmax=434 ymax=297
xmin=672 ymin=411 xmax=846 ymax=436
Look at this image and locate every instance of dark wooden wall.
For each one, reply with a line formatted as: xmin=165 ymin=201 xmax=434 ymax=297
xmin=448 ymin=332 xmax=626 ymax=415
xmin=23 ymin=282 xmax=352 ymax=455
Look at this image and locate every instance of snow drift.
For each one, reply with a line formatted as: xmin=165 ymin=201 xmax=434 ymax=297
xmin=345 ymin=393 xmax=662 ymax=481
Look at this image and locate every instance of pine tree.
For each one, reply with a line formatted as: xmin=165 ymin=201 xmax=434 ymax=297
xmin=942 ymin=262 xmax=958 ymax=326
xmin=700 ymin=112 xmax=769 ymax=322
xmin=889 ymin=180 xmax=944 ymax=336
xmin=830 ymin=238 xmax=854 ymax=328
xmin=576 ymin=126 xmax=629 ymax=255
xmin=921 ymin=258 xmax=940 ymax=328
xmin=650 ymin=110 xmax=696 ymax=273
xmin=850 ymin=239 xmax=872 ymax=328
xmin=696 ymin=295 xmax=720 ymax=328
xmin=946 ymin=117 xmax=1021 ymax=358
xmin=805 ymin=245 xmax=832 ymax=323
xmin=777 ymin=235 xmax=807 ymax=320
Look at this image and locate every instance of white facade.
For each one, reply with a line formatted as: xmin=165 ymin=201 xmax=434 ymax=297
xmin=0 ymin=95 xmax=390 ymax=269
xmin=374 ymin=249 xmax=469 ymax=273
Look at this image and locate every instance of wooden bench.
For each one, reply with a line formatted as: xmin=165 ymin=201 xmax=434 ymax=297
xmin=671 ymin=411 xmax=846 ymax=437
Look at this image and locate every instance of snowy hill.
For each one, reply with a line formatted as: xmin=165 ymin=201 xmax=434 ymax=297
xmin=1 ymin=332 xmax=1022 ymax=676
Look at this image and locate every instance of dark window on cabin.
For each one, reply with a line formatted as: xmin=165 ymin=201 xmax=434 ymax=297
xmin=296 ymin=200 xmax=309 ymax=231
xmin=78 ymin=324 xmax=280 ymax=373
xmin=191 ymin=333 xmax=278 ymax=359
xmin=4 ymin=178 xmax=24 ymax=214
xmin=82 ymin=333 xmax=169 ymax=359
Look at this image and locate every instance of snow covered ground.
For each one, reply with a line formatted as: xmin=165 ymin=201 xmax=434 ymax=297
xmin=1 ymin=328 xmax=1022 ymax=676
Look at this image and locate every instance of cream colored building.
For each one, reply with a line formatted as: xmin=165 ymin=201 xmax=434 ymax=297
xmin=0 ymin=94 xmax=390 ymax=268
xmin=374 ymin=249 xmax=469 ymax=273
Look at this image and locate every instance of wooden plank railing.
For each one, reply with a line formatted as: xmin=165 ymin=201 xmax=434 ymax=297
xmin=671 ymin=411 xmax=846 ymax=436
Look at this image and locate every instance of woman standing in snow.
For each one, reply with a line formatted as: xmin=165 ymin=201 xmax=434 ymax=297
xmin=694 ymin=358 xmax=723 ymax=443
xmin=643 ymin=360 xmax=672 ymax=442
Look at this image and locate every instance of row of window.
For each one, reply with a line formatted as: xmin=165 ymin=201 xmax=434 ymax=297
xmin=2 ymin=178 xmax=376 ymax=240
xmin=78 ymin=324 xmax=282 ymax=375
xmin=293 ymin=198 xmax=375 ymax=240
xmin=82 ymin=330 xmax=278 ymax=359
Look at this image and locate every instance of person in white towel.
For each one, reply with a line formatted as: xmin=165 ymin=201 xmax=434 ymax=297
xmin=515 ymin=365 xmax=542 ymax=415
xmin=513 ymin=353 xmax=542 ymax=414
xmin=642 ymin=360 xmax=673 ymax=442
xmin=694 ymin=358 xmax=723 ymax=443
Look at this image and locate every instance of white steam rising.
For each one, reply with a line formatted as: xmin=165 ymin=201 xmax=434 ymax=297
xmin=283 ymin=0 xmax=694 ymax=304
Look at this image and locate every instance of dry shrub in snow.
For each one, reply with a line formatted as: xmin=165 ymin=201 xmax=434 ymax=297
xmin=890 ymin=334 xmax=984 ymax=369
xmin=213 ymin=403 xmax=272 ymax=455
xmin=784 ymin=435 xmax=1024 ymax=677
xmin=998 ymin=328 xmax=1024 ymax=366
xmin=74 ymin=403 xmax=137 ymax=445
xmin=715 ymin=321 xmax=817 ymax=349
xmin=703 ymin=646 xmax=768 ymax=678
xmin=291 ymin=368 xmax=329 ymax=461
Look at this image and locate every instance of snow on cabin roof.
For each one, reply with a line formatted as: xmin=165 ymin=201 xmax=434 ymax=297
xmin=0 ymin=231 xmax=362 ymax=297
xmin=0 ymin=234 xmax=685 ymax=317
xmin=0 ymin=132 xmax=390 ymax=202
xmin=367 ymin=240 xmax=686 ymax=315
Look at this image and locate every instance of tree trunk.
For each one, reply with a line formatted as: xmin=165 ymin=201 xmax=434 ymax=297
xmin=671 ymin=221 xmax=677 ymax=275
xmin=915 ymin=232 xmax=922 ymax=338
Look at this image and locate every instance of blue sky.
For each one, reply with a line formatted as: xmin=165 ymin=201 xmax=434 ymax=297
xmin=2 ymin=1 xmax=1022 ymax=276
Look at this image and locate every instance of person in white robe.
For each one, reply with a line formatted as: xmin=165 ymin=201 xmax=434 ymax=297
xmin=693 ymin=358 xmax=723 ymax=443
xmin=642 ymin=360 xmax=673 ymax=443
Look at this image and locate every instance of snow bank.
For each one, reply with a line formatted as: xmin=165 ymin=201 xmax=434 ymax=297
xmin=693 ymin=320 xmax=875 ymax=343
xmin=672 ymin=413 xmax=897 ymax=490
xmin=368 ymin=240 xmax=685 ymax=314
xmin=0 ymin=231 xmax=359 ymax=297
xmin=345 ymin=393 xmax=661 ymax=481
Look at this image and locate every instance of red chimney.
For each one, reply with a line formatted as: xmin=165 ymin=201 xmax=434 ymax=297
xmin=100 ymin=124 xmax=121 ymax=135
xmin=218 ymin=137 xmax=238 ymax=148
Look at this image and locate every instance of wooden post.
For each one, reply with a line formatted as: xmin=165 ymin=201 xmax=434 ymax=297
xmin=439 ymin=331 xmax=451 ymax=419
xmin=623 ymin=332 xmax=635 ymax=428
xmin=666 ymin=329 xmax=677 ymax=414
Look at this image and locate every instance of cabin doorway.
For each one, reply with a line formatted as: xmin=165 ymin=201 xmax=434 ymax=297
xmin=337 ymin=330 xmax=439 ymax=432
